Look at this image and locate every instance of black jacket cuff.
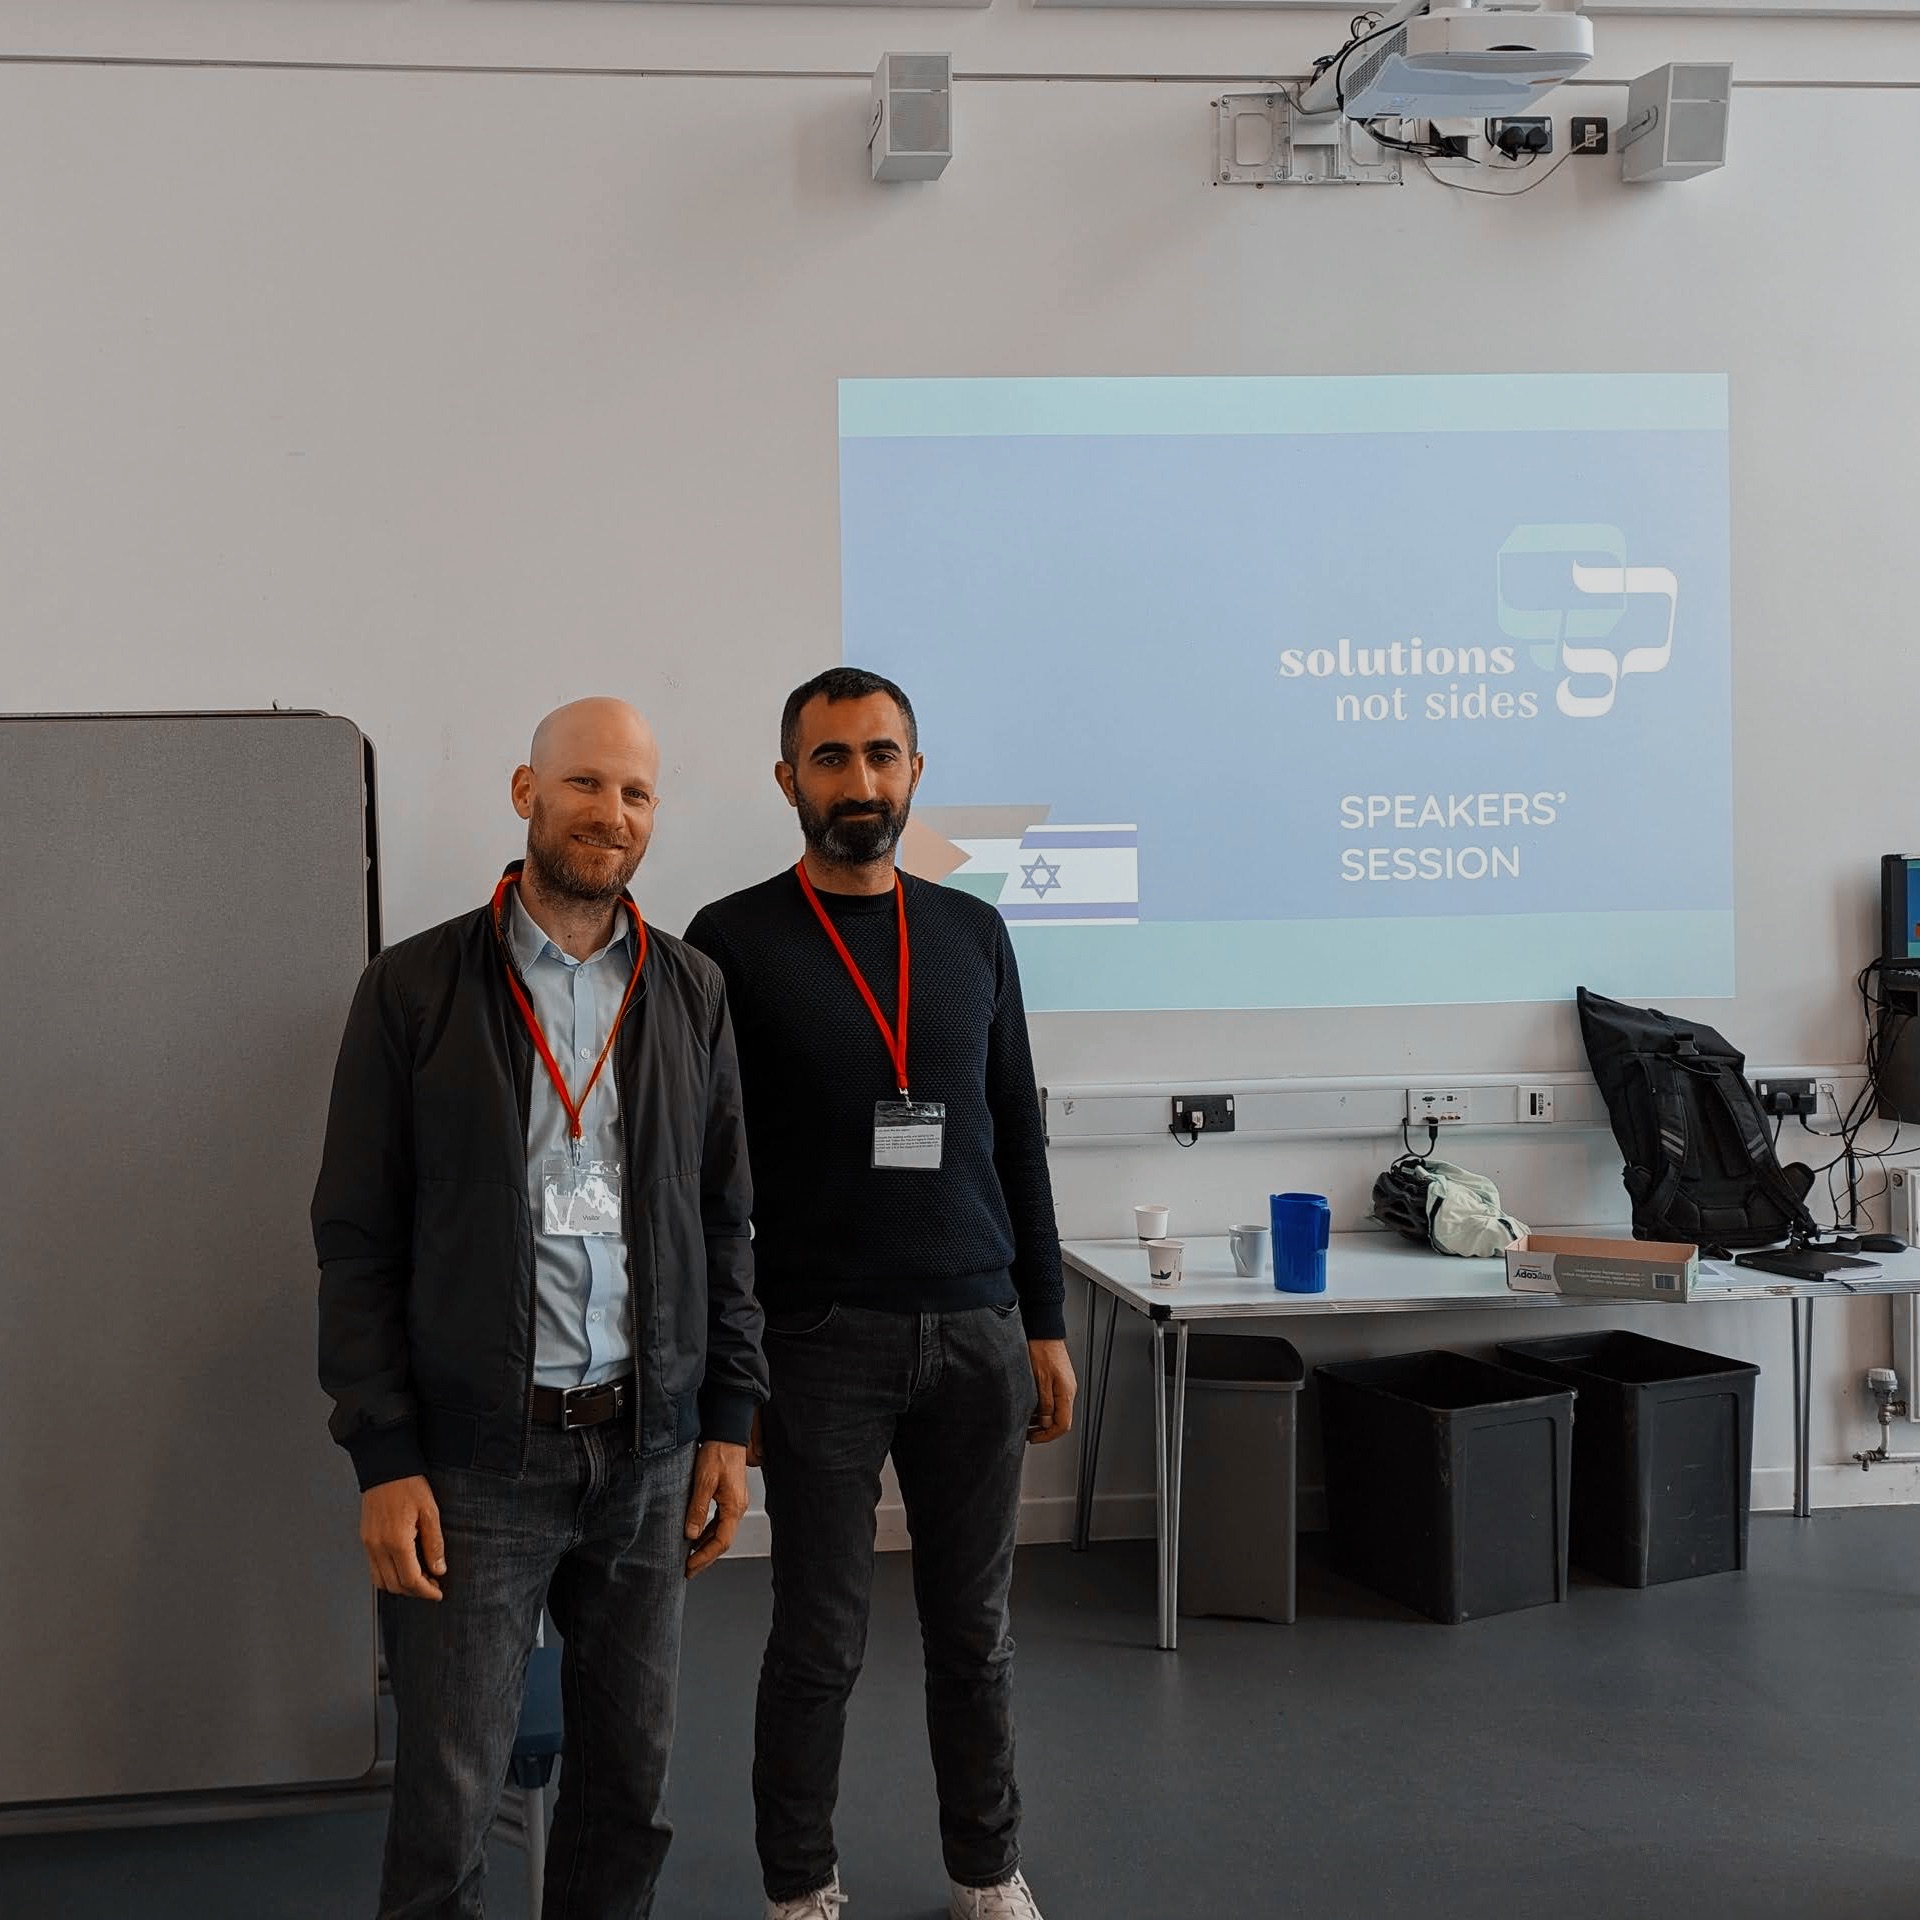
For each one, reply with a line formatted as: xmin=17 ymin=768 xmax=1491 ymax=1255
xmin=346 ymin=1422 xmax=428 ymax=1492
xmin=698 ymin=1386 xmax=759 ymax=1448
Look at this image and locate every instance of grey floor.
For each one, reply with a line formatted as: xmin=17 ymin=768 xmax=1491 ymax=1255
xmin=7 ymin=1512 xmax=1920 ymax=1919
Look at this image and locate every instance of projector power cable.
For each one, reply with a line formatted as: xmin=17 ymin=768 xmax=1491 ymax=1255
xmin=1362 ymin=117 xmax=1484 ymax=162
xmin=1325 ymin=18 xmax=1405 ymax=113
xmin=1421 ymin=146 xmax=1578 ymax=197
xmin=1798 ymin=958 xmax=1916 ymax=1228
xmin=1418 ymin=119 xmax=1608 ymax=196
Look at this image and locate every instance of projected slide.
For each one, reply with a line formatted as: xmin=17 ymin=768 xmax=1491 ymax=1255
xmin=838 ymin=374 xmax=1732 ymax=1011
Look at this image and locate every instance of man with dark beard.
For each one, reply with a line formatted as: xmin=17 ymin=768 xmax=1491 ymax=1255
xmin=685 ymin=667 xmax=1073 ymax=1920
xmin=313 ymin=697 xmax=766 ymax=1920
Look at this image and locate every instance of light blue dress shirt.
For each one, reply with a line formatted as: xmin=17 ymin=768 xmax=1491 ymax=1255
xmin=506 ymin=889 xmax=638 ymax=1389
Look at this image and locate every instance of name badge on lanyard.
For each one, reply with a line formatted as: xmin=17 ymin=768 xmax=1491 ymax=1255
xmin=493 ymin=873 xmax=649 ymax=1225
xmin=795 ymin=861 xmax=944 ymax=1173
xmin=873 ymin=1099 xmax=946 ymax=1170
xmin=542 ymin=1155 xmax=625 ymax=1235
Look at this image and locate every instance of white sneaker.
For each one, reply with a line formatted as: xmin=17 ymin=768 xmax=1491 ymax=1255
xmin=949 ymin=1870 xmax=1045 ymax=1919
xmin=766 ymin=1872 xmax=848 ymax=1919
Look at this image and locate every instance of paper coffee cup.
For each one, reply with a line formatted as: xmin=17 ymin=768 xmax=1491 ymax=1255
xmin=1146 ymin=1238 xmax=1184 ymax=1287
xmin=1134 ymin=1204 xmax=1170 ymax=1241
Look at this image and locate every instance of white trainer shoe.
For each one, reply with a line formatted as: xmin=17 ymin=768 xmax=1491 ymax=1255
xmin=765 ymin=1872 xmax=848 ymax=1919
xmin=949 ymin=1870 xmax=1045 ymax=1919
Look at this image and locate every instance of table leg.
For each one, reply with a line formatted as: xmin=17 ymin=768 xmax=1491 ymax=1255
xmin=524 ymin=1784 xmax=548 ymax=1914
xmin=1151 ymin=1320 xmax=1169 ymax=1644
xmin=1072 ymin=1284 xmax=1118 ymax=1553
xmin=1789 ymin=1295 xmax=1802 ymax=1515
xmin=1792 ymin=1296 xmax=1815 ymax=1519
xmin=1165 ymin=1323 xmax=1190 ymax=1653
xmin=1148 ymin=1320 xmax=1192 ymax=1652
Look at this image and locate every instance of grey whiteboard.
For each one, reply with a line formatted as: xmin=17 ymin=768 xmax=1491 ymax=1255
xmin=0 ymin=713 xmax=379 ymax=1804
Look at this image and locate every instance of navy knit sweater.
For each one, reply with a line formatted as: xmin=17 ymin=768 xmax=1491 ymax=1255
xmin=684 ymin=869 xmax=1066 ymax=1340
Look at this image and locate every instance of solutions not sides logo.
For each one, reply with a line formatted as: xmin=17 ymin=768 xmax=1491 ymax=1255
xmin=1496 ymin=524 xmax=1678 ymax=719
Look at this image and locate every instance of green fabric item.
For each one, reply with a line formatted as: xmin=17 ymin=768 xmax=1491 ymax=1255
xmin=1419 ymin=1158 xmax=1529 ymax=1259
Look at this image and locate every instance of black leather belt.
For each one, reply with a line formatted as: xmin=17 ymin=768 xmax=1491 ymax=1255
xmin=530 ymin=1375 xmax=634 ymax=1430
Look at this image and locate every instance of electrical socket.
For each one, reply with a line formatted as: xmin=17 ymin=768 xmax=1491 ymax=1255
xmin=1406 ymin=1088 xmax=1468 ymax=1127
xmin=1571 ymin=115 xmax=1609 ymax=155
xmin=1754 ymin=1077 xmax=1818 ymax=1119
xmin=1486 ymin=116 xmax=1551 ymax=161
xmin=1517 ymin=1086 xmax=1555 ymax=1124
xmin=1170 ymin=1093 xmax=1236 ymax=1139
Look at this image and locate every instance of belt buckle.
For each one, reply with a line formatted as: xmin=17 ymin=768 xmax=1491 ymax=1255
xmin=558 ymin=1379 xmax=622 ymax=1430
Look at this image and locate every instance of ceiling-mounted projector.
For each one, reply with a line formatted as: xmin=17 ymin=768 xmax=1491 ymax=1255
xmin=1297 ymin=0 xmax=1594 ymax=121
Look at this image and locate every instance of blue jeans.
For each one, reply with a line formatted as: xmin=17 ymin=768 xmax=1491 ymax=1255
xmin=753 ymin=1301 xmax=1036 ymax=1901
xmin=377 ymin=1422 xmax=694 ymax=1920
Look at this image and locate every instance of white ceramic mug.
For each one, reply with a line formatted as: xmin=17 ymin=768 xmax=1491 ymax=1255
xmin=1146 ymin=1238 xmax=1185 ymax=1287
xmin=1229 ymin=1223 xmax=1271 ymax=1278
xmin=1134 ymin=1203 xmax=1170 ymax=1241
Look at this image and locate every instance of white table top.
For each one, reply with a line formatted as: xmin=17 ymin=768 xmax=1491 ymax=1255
xmin=1062 ymin=1230 xmax=1920 ymax=1321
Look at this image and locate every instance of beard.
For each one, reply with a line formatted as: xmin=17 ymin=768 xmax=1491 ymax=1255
xmin=524 ymin=801 xmax=645 ymax=903
xmin=796 ymin=791 xmax=909 ymax=867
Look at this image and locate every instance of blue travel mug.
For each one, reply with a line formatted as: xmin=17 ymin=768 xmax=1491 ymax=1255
xmin=1271 ymin=1192 xmax=1331 ymax=1294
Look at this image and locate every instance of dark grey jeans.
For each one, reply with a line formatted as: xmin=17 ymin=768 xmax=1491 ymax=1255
xmin=753 ymin=1301 xmax=1036 ymax=1902
xmin=377 ymin=1421 xmax=694 ymax=1920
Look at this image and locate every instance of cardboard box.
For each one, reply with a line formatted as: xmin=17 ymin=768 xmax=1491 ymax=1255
xmin=1504 ymin=1233 xmax=1701 ymax=1304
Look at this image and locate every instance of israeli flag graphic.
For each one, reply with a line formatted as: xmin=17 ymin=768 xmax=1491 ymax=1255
xmin=995 ymin=825 xmax=1140 ymax=926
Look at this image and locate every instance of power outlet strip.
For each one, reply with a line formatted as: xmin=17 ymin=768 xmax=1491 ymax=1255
xmin=1406 ymin=1088 xmax=1468 ymax=1127
xmin=1040 ymin=1068 xmax=1860 ymax=1148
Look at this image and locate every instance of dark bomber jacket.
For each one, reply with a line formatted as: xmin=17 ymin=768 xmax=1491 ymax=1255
xmin=312 ymin=863 xmax=768 ymax=1491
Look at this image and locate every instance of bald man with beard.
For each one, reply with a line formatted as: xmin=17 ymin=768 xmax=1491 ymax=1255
xmin=314 ymin=699 xmax=767 ymax=1920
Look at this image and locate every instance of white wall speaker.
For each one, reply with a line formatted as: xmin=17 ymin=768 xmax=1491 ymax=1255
xmin=1621 ymin=63 xmax=1732 ymax=183
xmin=871 ymin=53 xmax=952 ymax=183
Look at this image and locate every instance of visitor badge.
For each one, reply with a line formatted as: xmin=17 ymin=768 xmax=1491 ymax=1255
xmin=542 ymin=1155 xmax=624 ymax=1235
xmin=873 ymin=1100 xmax=946 ymax=1171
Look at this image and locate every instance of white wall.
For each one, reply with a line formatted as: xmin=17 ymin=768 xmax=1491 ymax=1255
xmin=5 ymin=2 xmax=1919 ymax=1549
xmin=9 ymin=0 xmax=1920 ymax=80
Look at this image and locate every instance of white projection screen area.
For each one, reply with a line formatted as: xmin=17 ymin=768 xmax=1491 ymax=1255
xmin=839 ymin=374 xmax=1732 ymax=1013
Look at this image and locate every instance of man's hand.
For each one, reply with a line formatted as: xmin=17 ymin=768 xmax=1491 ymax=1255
xmin=684 ymin=1440 xmax=750 ymax=1577
xmin=360 ymin=1476 xmax=445 ymax=1600
xmin=1027 ymin=1339 xmax=1078 ymax=1445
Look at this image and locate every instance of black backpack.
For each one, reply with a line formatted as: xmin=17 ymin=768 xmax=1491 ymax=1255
xmin=1576 ymin=986 xmax=1818 ymax=1251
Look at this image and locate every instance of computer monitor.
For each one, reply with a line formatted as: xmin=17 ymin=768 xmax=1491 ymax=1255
xmin=1879 ymin=856 xmax=1920 ymax=1121
xmin=1882 ymin=854 xmax=1920 ymax=965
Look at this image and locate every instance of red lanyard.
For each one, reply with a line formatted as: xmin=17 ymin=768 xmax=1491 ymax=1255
xmin=492 ymin=874 xmax=648 ymax=1141
xmin=794 ymin=860 xmax=911 ymax=1097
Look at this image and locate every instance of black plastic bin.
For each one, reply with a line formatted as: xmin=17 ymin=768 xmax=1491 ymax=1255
xmin=1316 ymin=1350 xmax=1575 ymax=1625
xmin=1179 ymin=1334 xmax=1304 ymax=1624
xmin=1494 ymin=1330 xmax=1759 ymax=1587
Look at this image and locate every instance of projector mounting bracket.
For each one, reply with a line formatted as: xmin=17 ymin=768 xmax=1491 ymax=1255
xmin=1213 ymin=92 xmax=1403 ymax=188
